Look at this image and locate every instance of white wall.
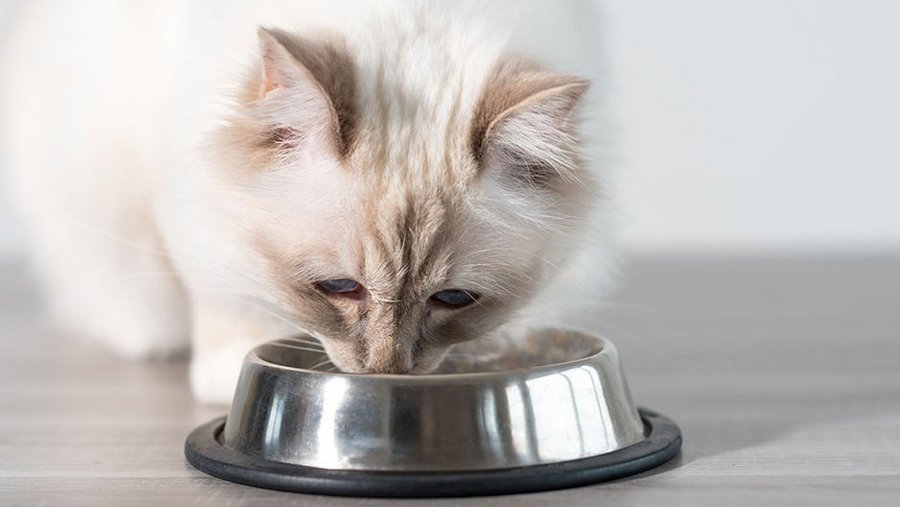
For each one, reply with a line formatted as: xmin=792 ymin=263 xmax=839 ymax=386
xmin=607 ymin=0 xmax=900 ymax=252
xmin=0 ymin=0 xmax=23 ymax=262
xmin=1 ymin=0 xmax=898 ymax=261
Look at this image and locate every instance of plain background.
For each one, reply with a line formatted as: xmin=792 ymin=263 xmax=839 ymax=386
xmin=1 ymin=4 xmax=898 ymax=504
xmin=1 ymin=0 xmax=898 ymax=262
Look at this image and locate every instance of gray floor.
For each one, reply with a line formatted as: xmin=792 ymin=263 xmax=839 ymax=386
xmin=1 ymin=255 xmax=899 ymax=506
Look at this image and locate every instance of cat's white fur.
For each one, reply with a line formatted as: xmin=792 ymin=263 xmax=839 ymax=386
xmin=1 ymin=0 xmax=617 ymax=403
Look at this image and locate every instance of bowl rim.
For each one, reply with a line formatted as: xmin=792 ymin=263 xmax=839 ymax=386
xmin=186 ymin=408 xmax=682 ymax=497
xmin=248 ymin=330 xmax=615 ymax=382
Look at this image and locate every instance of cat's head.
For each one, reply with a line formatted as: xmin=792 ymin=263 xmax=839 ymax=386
xmin=208 ymin=28 xmax=594 ymax=373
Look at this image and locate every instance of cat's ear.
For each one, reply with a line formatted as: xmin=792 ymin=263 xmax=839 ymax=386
xmin=254 ymin=27 xmax=356 ymax=155
xmin=472 ymin=61 xmax=589 ymax=188
xmin=258 ymin=28 xmax=308 ymax=95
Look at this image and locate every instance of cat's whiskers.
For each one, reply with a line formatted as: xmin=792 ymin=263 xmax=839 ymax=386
xmin=109 ymin=247 xmax=326 ymax=351
xmin=230 ymin=294 xmax=325 ymax=345
xmin=57 ymin=215 xmax=172 ymax=259
xmin=56 ymin=214 xmax=270 ymax=299
xmin=308 ymin=357 xmax=335 ymax=371
xmin=270 ymin=342 xmax=327 ymax=354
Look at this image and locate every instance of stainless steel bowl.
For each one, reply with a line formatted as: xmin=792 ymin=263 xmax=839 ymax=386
xmin=185 ymin=329 xmax=681 ymax=497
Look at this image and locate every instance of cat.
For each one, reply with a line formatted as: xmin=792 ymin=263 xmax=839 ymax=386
xmin=1 ymin=0 xmax=617 ymax=404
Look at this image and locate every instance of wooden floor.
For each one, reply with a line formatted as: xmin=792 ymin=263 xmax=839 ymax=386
xmin=1 ymin=254 xmax=899 ymax=506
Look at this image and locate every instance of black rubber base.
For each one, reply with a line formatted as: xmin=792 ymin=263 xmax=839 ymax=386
xmin=184 ymin=408 xmax=681 ymax=498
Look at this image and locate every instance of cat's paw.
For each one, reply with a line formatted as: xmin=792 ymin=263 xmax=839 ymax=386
xmin=189 ymin=341 xmax=256 ymax=405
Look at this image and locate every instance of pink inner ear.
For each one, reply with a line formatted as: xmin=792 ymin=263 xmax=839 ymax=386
xmin=260 ymin=51 xmax=287 ymax=97
xmin=258 ymin=32 xmax=299 ymax=98
xmin=260 ymin=76 xmax=279 ymax=96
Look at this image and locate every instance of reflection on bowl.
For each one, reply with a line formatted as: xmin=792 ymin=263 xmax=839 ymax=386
xmin=223 ymin=329 xmax=644 ymax=471
xmin=185 ymin=329 xmax=682 ymax=496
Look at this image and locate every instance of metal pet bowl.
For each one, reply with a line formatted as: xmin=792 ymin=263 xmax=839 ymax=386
xmin=185 ymin=329 xmax=681 ymax=497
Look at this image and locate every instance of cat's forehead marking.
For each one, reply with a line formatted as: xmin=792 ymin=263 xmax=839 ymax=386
xmin=339 ymin=31 xmax=493 ymax=188
xmin=360 ymin=185 xmax=454 ymax=301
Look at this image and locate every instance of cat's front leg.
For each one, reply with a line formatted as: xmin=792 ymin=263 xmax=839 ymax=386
xmin=189 ymin=300 xmax=283 ymax=405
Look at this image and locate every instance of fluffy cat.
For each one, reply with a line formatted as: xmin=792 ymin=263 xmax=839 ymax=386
xmin=1 ymin=0 xmax=617 ymax=403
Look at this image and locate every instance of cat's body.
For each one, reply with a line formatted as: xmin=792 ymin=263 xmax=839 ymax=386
xmin=2 ymin=0 xmax=616 ymax=403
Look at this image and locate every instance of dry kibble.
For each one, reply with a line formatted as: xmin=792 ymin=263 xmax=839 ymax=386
xmin=435 ymin=328 xmax=601 ymax=374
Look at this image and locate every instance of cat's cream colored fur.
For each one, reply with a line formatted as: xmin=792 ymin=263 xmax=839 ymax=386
xmin=1 ymin=0 xmax=616 ymax=403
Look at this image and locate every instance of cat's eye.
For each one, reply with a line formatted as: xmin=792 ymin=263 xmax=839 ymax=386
xmin=315 ymin=279 xmax=362 ymax=297
xmin=429 ymin=289 xmax=479 ymax=309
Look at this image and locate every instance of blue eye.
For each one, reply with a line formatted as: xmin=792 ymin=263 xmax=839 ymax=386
xmin=315 ymin=279 xmax=362 ymax=295
xmin=429 ymin=289 xmax=479 ymax=309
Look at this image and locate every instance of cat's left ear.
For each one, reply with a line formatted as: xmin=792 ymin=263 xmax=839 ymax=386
xmin=472 ymin=61 xmax=590 ymax=189
xmin=255 ymin=27 xmax=356 ymax=155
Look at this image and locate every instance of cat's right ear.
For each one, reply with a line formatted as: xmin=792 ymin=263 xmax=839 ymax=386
xmin=253 ymin=28 xmax=356 ymax=156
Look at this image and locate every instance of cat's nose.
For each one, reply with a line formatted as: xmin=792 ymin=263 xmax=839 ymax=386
xmin=363 ymin=342 xmax=414 ymax=374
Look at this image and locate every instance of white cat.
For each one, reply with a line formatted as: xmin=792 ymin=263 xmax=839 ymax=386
xmin=1 ymin=0 xmax=617 ymax=404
